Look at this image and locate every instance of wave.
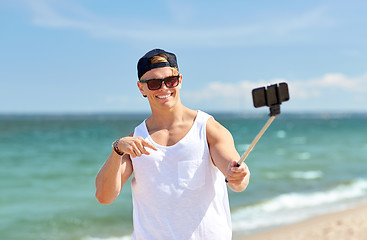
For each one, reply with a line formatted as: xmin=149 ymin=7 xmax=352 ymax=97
xmin=290 ymin=170 xmax=323 ymax=179
xmin=232 ymin=178 xmax=367 ymax=235
xmin=266 ymin=170 xmax=323 ymax=180
xmin=82 ymin=236 xmax=131 ymax=240
xmin=276 ymin=130 xmax=287 ymax=139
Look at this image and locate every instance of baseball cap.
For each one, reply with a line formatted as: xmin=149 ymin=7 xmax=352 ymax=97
xmin=137 ymin=49 xmax=179 ymax=79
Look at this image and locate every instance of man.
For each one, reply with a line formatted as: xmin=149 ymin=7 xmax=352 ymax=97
xmin=95 ymin=49 xmax=250 ymax=240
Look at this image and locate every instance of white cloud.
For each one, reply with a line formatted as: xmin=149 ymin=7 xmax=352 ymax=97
xmin=290 ymin=73 xmax=367 ymax=99
xmin=182 ymin=73 xmax=367 ymax=112
xmin=317 ymin=73 xmax=367 ymax=92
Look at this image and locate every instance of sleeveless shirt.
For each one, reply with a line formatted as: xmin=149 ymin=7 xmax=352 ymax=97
xmin=131 ymin=111 xmax=232 ymax=240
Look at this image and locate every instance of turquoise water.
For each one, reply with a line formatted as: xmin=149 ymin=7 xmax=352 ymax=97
xmin=1 ymin=113 xmax=366 ymax=240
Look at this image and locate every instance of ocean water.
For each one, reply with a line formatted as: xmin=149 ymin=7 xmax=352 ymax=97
xmin=0 ymin=113 xmax=366 ymax=240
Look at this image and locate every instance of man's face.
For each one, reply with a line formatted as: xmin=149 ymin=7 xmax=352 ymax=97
xmin=137 ymin=67 xmax=182 ymax=109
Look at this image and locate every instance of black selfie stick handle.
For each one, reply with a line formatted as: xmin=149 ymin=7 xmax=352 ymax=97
xmin=225 ymin=163 xmax=241 ymax=183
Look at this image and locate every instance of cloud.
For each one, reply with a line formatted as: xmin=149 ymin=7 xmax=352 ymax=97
xmin=182 ymin=73 xmax=367 ymax=112
xmin=183 ymin=80 xmax=277 ymax=101
xmin=290 ymin=73 xmax=367 ymax=99
xmin=181 ymin=79 xmax=287 ymax=112
xmin=20 ymin=0 xmax=333 ymax=46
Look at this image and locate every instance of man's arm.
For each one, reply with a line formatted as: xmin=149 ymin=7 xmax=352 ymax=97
xmin=95 ymin=151 xmax=133 ymax=205
xmin=206 ymin=117 xmax=250 ymax=192
xmin=95 ymin=133 xmax=158 ymax=204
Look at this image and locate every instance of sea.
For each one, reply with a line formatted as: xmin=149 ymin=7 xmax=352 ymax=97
xmin=1 ymin=112 xmax=366 ymax=240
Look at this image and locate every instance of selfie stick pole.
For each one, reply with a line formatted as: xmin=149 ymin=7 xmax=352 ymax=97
xmin=225 ymin=106 xmax=279 ymax=183
xmin=236 ymin=115 xmax=275 ymax=166
xmin=234 ymin=104 xmax=280 ymax=167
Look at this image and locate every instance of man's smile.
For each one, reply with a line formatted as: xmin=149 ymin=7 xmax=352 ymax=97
xmin=156 ymin=93 xmax=173 ymax=99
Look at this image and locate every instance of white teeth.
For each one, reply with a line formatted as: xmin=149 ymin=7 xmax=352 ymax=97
xmin=157 ymin=94 xmax=171 ymax=99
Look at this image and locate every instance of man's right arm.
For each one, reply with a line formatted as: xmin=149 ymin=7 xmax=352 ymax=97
xmin=95 ymin=134 xmax=157 ymax=205
xmin=95 ymin=151 xmax=133 ymax=205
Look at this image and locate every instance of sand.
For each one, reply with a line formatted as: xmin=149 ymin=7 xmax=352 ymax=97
xmin=242 ymin=203 xmax=367 ymax=240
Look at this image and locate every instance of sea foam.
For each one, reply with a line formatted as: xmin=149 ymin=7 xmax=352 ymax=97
xmin=232 ymin=178 xmax=367 ymax=235
xmin=83 ymin=236 xmax=131 ymax=240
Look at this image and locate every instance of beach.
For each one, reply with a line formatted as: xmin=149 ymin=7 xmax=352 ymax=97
xmin=243 ymin=202 xmax=367 ymax=240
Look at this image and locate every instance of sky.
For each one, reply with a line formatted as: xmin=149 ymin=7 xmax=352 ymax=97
xmin=1 ymin=0 xmax=367 ymax=114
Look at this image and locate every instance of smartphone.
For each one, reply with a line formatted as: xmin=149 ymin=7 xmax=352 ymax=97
xmin=252 ymin=82 xmax=290 ymax=108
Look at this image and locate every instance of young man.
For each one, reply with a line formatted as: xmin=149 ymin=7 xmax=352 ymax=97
xmin=95 ymin=49 xmax=250 ymax=239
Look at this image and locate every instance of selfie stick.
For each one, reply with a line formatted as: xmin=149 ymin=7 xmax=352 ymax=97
xmin=236 ymin=115 xmax=276 ymax=167
xmin=226 ymin=83 xmax=289 ymax=182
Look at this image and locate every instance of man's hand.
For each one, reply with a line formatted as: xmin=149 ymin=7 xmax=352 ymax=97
xmin=117 ymin=136 xmax=158 ymax=158
xmin=225 ymin=160 xmax=250 ymax=192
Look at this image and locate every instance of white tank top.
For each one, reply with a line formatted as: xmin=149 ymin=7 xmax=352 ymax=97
xmin=131 ymin=111 xmax=232 ymax=240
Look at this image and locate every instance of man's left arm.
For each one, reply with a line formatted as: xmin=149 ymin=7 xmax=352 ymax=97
xmin=206 ymin=117 xmax=250 ymax=192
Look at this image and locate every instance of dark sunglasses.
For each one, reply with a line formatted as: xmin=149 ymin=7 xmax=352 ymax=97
xmin=140 ymin=75 xmax=180 ymax=90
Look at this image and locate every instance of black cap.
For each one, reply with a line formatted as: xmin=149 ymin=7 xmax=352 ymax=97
xmin=137 ymin=49 xmax=178 ymax=79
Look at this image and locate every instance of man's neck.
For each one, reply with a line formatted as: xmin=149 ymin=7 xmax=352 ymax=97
xmin=148 ymin=104 xmax=195 ymax=130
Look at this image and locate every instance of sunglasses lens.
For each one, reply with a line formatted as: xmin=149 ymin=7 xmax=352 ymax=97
xmin=144 ymin=75 xmax=179 ymax=90
xmin=164 ymin=76 xmax=179 ymax=88
xmin=147 ymin=79 xmax=162 ymax=90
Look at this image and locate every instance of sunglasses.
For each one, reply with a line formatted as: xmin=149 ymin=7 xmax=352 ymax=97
xmin=140 ymin=75 xmax=180 ymax=90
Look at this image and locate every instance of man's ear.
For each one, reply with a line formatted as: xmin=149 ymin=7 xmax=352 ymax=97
xmin=137 ymin=81 xmax=147 ymax=97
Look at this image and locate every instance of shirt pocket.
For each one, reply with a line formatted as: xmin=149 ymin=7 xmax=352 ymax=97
xmin=178 ymin=160 xmax=206 ymax=190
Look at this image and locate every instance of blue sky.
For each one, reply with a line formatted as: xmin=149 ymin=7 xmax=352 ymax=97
xmin=1 ymin=0 xmax=367 ymax=114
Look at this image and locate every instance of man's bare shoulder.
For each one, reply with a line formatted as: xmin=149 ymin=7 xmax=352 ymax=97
xmin=206 ymin=117 xmax=222 ymax=131
xmin=206 ymin=117 xmax=233 ymax=143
